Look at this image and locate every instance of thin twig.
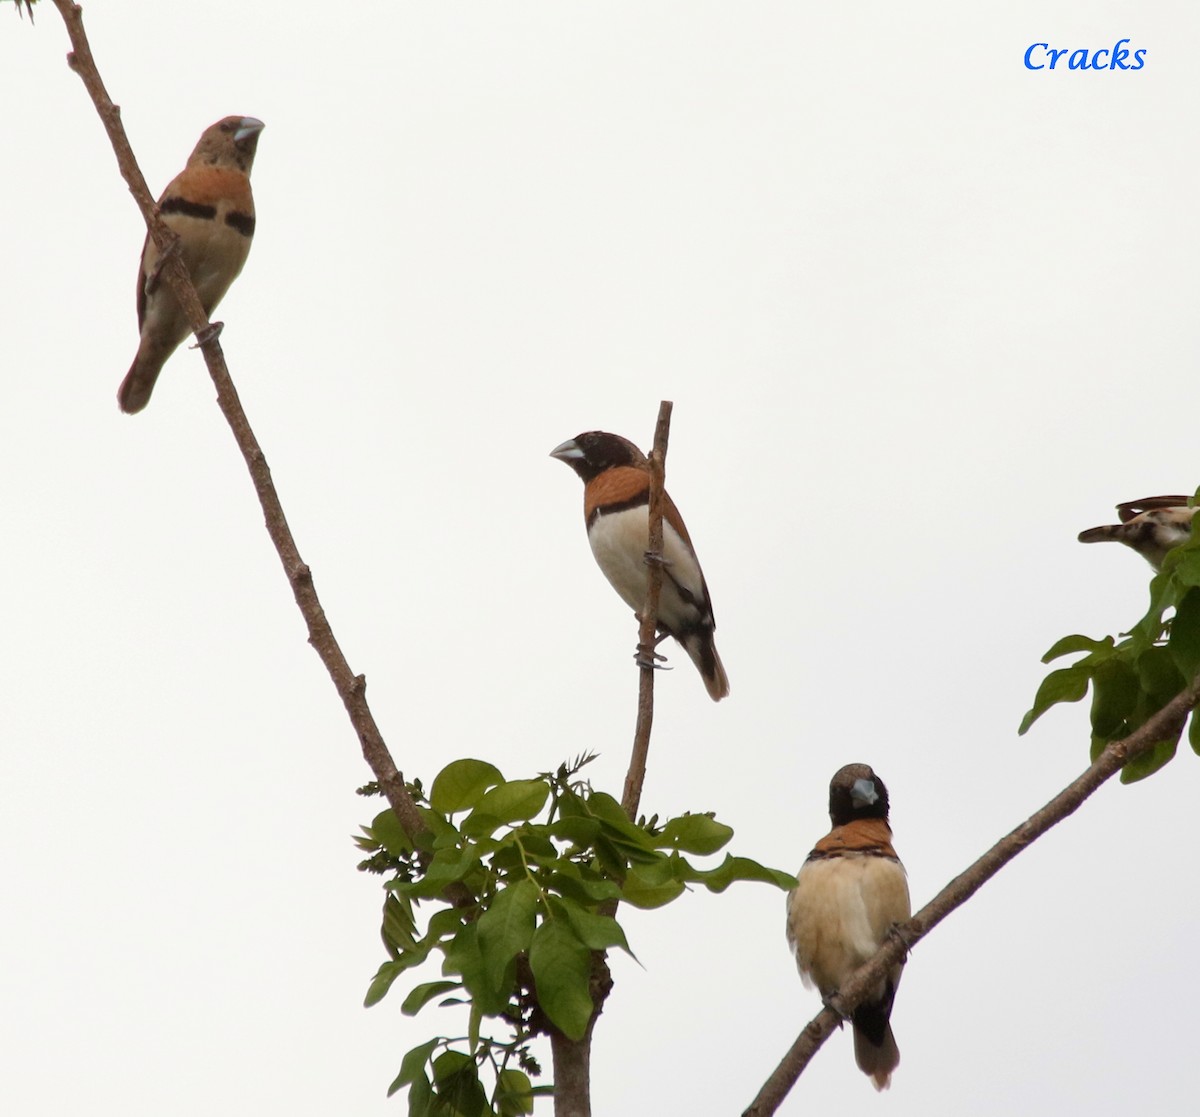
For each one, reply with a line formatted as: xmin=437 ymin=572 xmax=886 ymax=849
xmin=742 ymin=673 xmax=1200 ymax=1116
xmin=621 ymin=400 xmax=673 ymax=818
xmin=51 ymin=0 xmax=425 ymax=841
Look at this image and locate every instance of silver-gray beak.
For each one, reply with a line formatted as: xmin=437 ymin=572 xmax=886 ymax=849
xmin=235 ymin=117 xmax=266 ymax=143
xmin=550 ymin=439 xmax=583 ymax=462
xmin=850 ymin=778 xmax=879 ymax=808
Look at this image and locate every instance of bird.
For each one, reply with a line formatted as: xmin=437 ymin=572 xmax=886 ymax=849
xmin=1077 ymin=496 xmax=1198 ymax=569
xmin=786 ymin=763 xmax=911 ymax=1090
xmin=550 ymin=430 xmax=729 ymax=701
xmin=118 ymin=115 xmax=265 ymax=413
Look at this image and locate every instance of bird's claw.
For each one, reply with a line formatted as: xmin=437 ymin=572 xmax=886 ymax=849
xmin=145 ymin=234 xmax=183 ymax=292
xmin=887 ymin=922 xmax=915 ymax=958
xmin=642 ymin=550 xmax=671 ymax=568
xmin=191 ymin=321 xmax=225 ymax=349
xmin=634 ymin=648 xmax=671 ymax=671
xmin=821 ymin=992 xmax=849 ymax=1025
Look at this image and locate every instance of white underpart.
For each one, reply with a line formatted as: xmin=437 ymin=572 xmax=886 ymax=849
xmin=786 ymin=854 xmax=909 ymax=996
xmin=587 ymin=505 xmax=706 ymax=633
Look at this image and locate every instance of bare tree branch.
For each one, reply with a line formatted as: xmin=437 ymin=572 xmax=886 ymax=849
xmin=50 ymin=0 xmax=425 ymax=841
xmin=742 ymin=673 xmax=1200 ymax=1116
xmin=622 ymin=400 xmax=673 ymax=818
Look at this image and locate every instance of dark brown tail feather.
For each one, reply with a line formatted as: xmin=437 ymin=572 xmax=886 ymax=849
xmin=679 ymin=630 xmax=729 ymax=701
xmin=118 ymin=354 xmax=164 ymax=414
xmin=853 ymin=1021 xmax=899 ymax=1091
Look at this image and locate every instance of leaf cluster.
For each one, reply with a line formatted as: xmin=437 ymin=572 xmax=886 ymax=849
xmin=1022 ymin=511 xmax=1200 ymax=781
xmin=355 ymin=757 xmax=794 ymax=1113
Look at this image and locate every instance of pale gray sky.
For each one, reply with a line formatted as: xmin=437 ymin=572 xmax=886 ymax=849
xmin=3 ymin=4 xmax=1198 ymax=1114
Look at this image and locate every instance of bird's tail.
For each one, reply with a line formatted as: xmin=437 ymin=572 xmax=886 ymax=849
xmin=1077 ymin=525 xmax=1131 ymax=546
xmin=118 ymin=347 xmax=166 ymax=414
xmin=853 ymin=1020 xmax=899 ymax=1091
xmin=679 ymin=630 xmax=729 ymax=702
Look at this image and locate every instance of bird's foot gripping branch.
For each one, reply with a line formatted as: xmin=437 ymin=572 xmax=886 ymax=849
xmin=356 ymin=755 xmax=794 ymax=1113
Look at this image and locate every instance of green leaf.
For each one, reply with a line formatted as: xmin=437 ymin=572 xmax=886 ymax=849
xmin=514 ymin=829 xmax=557 ymax=861
xmin=431 ymin=759 xmax=504 ymax=814
xmin=1175 ymin=552 xmax=1200 ymax=588
xmin=1088 ymin=657 xmax=1140 ymax=740
xmin=431 ymin=1051 xmax=487 ymax=1117
xmin=405 ymin=1071 xmax=433 ymax=1113
xmin=1168 ymin=587 xmax=1200 ymax=678
xmin=544 ymin=868 xmax=622 ymax=905
xmin=620 ymin=860 xmax=686 ymax=908
xmin=555 ymin=897 xmax=634 ymax=956
xmin=551 ymin=815 xmax=601 ymax=848
xmin=400 ymin=980 xmax=461 ymax=1016
xmin=477 ymin=879 xmax=539 ymax=992
xmin=1171 ymin=528 xmax=1200 ymax=585
xmin=1042 ymin=633 xmax=1115 ymax=663
xmin=1019 ymin=665 xmax=1092 ymax=735
xmin=382 ymin=893 xmax=419 ymax=957
xmin=656 ymin=814 xmax=733 ymax=855
xmin=495 ymin=1069 xmax=535 ymax=1117
xmin=686 ymin=854 xmax=797 ymax=892
xmin=367 ymin=808 xmax=415 ymax=857
xmin=391 ymin=1038 xmax=439 ymax=1094
xmin=467 ymin=1000 xmax=482 ymax=1056
xmin=1190 ymin=710 xmax=1200 ymax=756
xmin=1130 ymin=571 xmax=1180 ymax=645
xmin=426 ymin=907 xmax=469 ymax=944
xmin=421 ymin=845 xmax=483 ymax=890
xmin=459 ymin=812 xmax=505 ymax=839
xmin=418 ymin=805 xmax=462 ymax=847
xmin=443 ymin=923 xmax=509 ymax=1017
xmin=471 ymin=780 xmax=550 ymax=825
xmin=529 ymin=918 xmax=594 ymax=1040
xmin=364 ymin=959 xmax=412 ymax=1008
xmin=583 ymin=791 xmax=630 ymax=825
xmin=431 ymin=1049 xmax=473 ymax=1083
xmin=1135 ymin=644 xmax=1185 ymax=702
xmin=1120 ymin=736 xmax=1179 ymax=783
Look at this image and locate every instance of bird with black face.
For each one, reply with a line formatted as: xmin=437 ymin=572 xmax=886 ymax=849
xmin=786 ymin=763 xmax=910 ymax=1090
xmin=1078 ymin=496 xmax=1198 ymax=569
xmin=550 ymin=430 xmax=729 ymax=701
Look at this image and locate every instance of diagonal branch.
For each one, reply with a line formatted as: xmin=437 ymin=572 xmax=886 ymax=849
xmin=742 ymin=672 xmax=1200 ymax=1116
xmin=50 ymin=0 xmax=425 ymax=841
xmin=622 ymin=400 xmax=673 ymax=818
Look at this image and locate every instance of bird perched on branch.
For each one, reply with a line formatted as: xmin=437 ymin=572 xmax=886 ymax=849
xmin=118 ymin=115 xmax=264 ymax=413
xmin=787 ymin=763 xmax=910 ymax=1090
xmin=550 ymin=430 xmax=729 ymax=701
xmin=1077 ymin=496 xmax=1198 ymax=569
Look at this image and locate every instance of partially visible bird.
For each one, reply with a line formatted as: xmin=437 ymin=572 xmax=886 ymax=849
xmin=786 ymin=763 xmax=911 ymax=1091
xmin=1077 ymin=496 xmax=1198 ymax=569
xmin=118 ymin=115 xmax=265 ymax=413
xmin=550 ymin=430 xmax=729 ymax=701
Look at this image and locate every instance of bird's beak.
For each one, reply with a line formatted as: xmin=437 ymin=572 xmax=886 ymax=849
xmin=235 ymin=117 xmax=266 ymax=143
xmin=549 ymin=439 xmax=583 ymax=463
xmin=850 ymin=778 xmax=879 ymax=808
